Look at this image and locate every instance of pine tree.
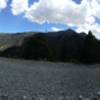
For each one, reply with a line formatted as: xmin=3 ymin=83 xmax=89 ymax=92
xmin=80 ymin=31 xmax=96 ymax=63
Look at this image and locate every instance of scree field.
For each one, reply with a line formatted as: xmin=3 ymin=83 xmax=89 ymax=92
xmin=0 ymin=57 xmax=100 ymax=99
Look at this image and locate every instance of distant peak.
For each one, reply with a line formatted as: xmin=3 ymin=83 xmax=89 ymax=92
xmin=66 ymin=29 xmax=76 ymax=32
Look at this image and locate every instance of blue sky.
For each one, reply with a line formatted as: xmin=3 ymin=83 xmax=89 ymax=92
xmin=0 ymin=0 xmax=80 ymax=33
xmin=0 ymin=0 xmax=100 ymax=39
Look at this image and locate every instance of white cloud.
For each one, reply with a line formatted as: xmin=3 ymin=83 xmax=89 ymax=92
xmin=24 ymin=0 xmax=100 ymax=38
xmin=1 ymin=0 xmax=100 ymax=38
xmin=76 ymin=22 xmax=100 ymax=39
xmin=11 ymin=0 xmax=28 ymax=15
xmin=25 ymin=0 xmax=87 ymax=25
xmin=0 ymin=0 xmax=8 ymax=10
xmin=51 ymin=27 xmax=64 ymax=32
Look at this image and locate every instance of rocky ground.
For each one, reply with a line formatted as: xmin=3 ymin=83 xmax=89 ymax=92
xmin=0 ymin=58 xmax=100 ymax=100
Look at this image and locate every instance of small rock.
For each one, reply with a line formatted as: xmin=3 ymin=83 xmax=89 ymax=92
xmin=23 ymin=95 xmax=27 ymax=99
xmin=91 ymin=97 xmax=98 ymax=100
xmin=97 ymin=91 xmax=100 ymax=97
xmin=1 ymin=94 xmax=8 ymax=100
xmin=78 ymin=95 xmax=83 ymax=100
xmin=32 ymin=96 xmax=35 ymax=100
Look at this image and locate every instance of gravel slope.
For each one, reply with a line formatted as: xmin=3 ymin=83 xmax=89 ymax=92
xmin=0 ymin=58 xmax=100 ymax=99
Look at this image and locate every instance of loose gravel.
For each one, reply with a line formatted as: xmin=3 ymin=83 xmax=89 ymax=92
xmin=0 ymin=58 xmax=99 ymax=100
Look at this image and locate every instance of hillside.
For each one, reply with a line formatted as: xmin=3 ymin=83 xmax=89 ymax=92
xmin=0 ymin=32 xmax=37 ymax=51
xmin=0 ymin=29 xmax=100 ymax=63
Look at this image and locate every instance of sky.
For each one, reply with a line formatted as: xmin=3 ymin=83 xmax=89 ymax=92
xmin=1 ymin=0 xmax=100 ymax=39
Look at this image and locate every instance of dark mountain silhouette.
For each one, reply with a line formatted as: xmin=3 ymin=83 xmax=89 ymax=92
xmin=0 ymin=29 xmax=100 ymax=63
xmin=44 ymin=29 xmax=86 ymax=62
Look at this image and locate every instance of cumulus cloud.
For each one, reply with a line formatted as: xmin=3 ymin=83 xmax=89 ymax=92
xmin=24 ymin=0 xmax=100 ymax=38
xmin=10 ymin=0 xmax=28 ymax=15
xmin=0 ymin=0 xmax=8 ymax=10
xmin=1 ymin=0 xmax=100 ymax=38
xmin=25 ymin=0 xmax=87 ymax=25
xmin=51 ymin=27 xmax=64 ymax=32
xmin=76 ymin=22 xmax=100 ymax=39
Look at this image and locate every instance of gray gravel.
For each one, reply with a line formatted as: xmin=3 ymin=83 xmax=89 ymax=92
xmin=0 ymin=58 xmax=100 ymax=100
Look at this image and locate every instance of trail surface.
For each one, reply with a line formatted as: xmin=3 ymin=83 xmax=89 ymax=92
xmin=0 ymin=58 xmax=99 ymax=99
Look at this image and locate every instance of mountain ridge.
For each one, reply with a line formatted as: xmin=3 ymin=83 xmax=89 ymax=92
xmin=0 ymin=29 xmax=99 ymax=63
